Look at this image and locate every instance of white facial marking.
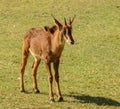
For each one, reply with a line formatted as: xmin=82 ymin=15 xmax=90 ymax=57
xmin=66 ymin=40 xmax=69 ymax=43
xmin=66 ymin=39 xmax=71 ymax=45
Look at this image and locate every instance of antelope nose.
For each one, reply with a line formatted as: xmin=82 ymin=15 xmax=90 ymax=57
xmin=71 ymin=41 xmax=74 ymax=45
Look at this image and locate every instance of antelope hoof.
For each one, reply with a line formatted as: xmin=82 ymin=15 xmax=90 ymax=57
xmin=58 ymin=97 xmax=64 ymax=102
xmin=50 ymin=98 xmax=55 ymax=103
xmin=34 ymin=89 xmax=40 ymax=93
xmin=20 ymin=89 xmax=25 ymax=93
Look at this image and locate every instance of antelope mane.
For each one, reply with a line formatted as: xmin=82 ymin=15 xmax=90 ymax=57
xmin=44 ymin=25 xmax=57 ymax=34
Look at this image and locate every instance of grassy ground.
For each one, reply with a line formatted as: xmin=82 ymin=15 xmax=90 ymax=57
xmin=0 ymin=0 xmax=120 ymax=109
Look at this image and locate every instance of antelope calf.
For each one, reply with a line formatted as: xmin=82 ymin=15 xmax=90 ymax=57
xmin=20 ymin=15 xmax=75 ymax=102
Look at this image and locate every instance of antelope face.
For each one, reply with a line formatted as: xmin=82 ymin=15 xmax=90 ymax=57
xmin=63 ymin=16 xmax=75 ymax=45
xmin=52 ymin=15 xmax=75 ymax=45
xmin=62 ymin=25 xmax=74 ymax=45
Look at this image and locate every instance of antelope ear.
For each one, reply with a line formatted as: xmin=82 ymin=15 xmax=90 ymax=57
xmin=51 ymin=15 xmax=62 ymax=30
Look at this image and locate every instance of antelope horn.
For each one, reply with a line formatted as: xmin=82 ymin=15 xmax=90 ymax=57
xmin=69 ymin=15 xmax=76 ymax=25
xmin=64 ymin=18 xmax=67 ymax=26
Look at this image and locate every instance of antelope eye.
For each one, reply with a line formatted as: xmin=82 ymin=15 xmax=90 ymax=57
xmin=63 ymin=29 xmax=66 ymax=35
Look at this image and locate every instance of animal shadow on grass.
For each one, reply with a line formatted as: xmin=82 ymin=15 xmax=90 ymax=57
xmin=66 ymin=93 xmax=120 ymax=106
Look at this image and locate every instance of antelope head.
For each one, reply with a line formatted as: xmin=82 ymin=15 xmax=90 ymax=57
xmin=52 ymin=15 xmax=75 ymax=45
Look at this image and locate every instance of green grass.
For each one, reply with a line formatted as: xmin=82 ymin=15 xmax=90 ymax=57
xmin=0 ymin=0 xmax=120 ymax=109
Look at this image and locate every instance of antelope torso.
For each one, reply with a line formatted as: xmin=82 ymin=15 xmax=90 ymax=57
xmin=25 ymin=27 xmax=65 ymax=63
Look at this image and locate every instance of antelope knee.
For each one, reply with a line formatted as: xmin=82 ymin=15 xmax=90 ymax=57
xmin=49 ymin=76 xmax=53 ymax=83
xmin=55 ymin=75 xmax=59 ymax=82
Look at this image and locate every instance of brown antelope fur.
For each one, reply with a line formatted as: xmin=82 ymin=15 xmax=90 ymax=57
xmin=20 ymin=15 xmax=75 ymax=102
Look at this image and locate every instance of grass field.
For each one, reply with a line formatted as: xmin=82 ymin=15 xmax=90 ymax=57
xmin=0 ymin=0 xmax=120 ymax=109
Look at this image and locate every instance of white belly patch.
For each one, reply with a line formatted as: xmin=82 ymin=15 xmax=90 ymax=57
xmin=29 ymin=49 xmax=43 ymax=61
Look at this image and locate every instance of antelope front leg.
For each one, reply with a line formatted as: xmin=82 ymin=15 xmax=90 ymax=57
xmin=32 ymin=59 xmax=40 ymax=93
xmin=54 ymin=60 xmax=63 ymax=102
xmin=45 ymin=62 xmax=54 ymax=103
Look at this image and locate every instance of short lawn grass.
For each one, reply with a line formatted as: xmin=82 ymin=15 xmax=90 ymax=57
xmin=0 ymin=0 xmax=120 ymax=109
